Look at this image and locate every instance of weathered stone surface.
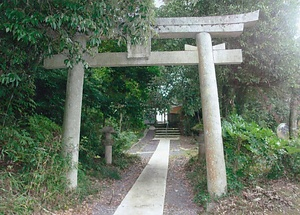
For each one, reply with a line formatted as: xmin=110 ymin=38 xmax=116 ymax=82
xmin=185 ymin=43 xmax=226 ymax=51
xmin=44 ymin=49 xmax=242 ymax=69
xmin=154 ymin=10 xmax=259 ymax=38
xmin=101 ymin=126 xmax=116 ymax=165
xmin=62 ymin=34 xmax=86 ymax=190
xmin=44 ymin=11 xmax=259 ymax=69
xmin=101 ymin=126 xmax=116 ymax=146
xmin=105 ymin=145 xmax=113 ymax=165
xmin=155 ymin=23 xmax=244 ymax=38
xmin=196 ymin=32 xmax=227 ymax=197
xmin=155 ymin=11 xmax=259 ymax=27
xmin=127 ymin=38 xmax=151 ymax=59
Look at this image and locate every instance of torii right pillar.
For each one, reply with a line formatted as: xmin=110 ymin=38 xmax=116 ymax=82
xmin=196 ymin=32 xmax=227 ymax=197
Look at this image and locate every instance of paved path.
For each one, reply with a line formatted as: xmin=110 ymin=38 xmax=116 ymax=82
xmin=113 ymin=139 xmax=170 ymax=215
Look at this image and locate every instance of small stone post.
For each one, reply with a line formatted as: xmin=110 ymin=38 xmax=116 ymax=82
xmin=196 ymin=32 xmax=227 ymax=198
xmin=101 ymin=126 xmax=116 ymax=165
xmin=62 ymin=34 xmax=86 ymax=190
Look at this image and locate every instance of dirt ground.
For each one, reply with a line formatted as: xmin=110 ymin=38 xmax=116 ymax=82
xmin=209 ymin=179 xmax=300 ymax=215
xmin=55 ymin=131 xmax=300 ymax=215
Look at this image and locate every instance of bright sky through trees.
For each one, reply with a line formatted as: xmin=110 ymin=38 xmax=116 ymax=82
xmin=154 ymin=0 xmax=164 ymax=7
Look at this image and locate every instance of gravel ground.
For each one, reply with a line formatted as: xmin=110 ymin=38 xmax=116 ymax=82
xmin=56 ymin=130 xmax=202 ymax=215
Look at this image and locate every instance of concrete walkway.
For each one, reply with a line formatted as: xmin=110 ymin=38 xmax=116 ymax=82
xmin=113 ymin=139 xmax=170 ymax=215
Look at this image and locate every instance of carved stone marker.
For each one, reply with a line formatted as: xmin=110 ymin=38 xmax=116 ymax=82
xmin=277 ymin=123 xmax=289 ymax=139
xmin=101 ymin=126 xmax=116 ymax=165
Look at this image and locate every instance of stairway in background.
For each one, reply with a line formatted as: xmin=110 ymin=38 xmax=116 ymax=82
xmin=154 ymin=123 xmax=180 ymax=139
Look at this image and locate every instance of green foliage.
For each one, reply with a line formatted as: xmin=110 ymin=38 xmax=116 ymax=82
xmin=223 ymin=115 xmax=282 ymax=184
xmin=186 ymin=156 xmax=210 ymax=206
xmin=0 ymin=73 xmax=21 ymax=87
xmin=0 ymin=0 xmax=157 ymax=212
xmin=223 ymin=115 xmax=300 ymax=189
xmin=1 ymin=0 xmax=154 ymax=51
xmin=34 ymin=69 xmax=67 ymax=125
xmin=0 ymin=73 xmax=36 ymax=125
xmin=147 ymin=65 xmax=202 ymax=126
xmin=113 ymin=131 xmax=139 ymax=156
xmin=0 ymin=0 xmax=156 ymax=126
xmin=82 ymin=66 xmax=158 ymax=132
xmin=155 ymin=0 xmax=300 ymax=129
xmin=0 ymin=115 xmax=107 ymax=214
xmin=79 ymin=114 xmax=140 ymax=177
xmin=0 ymin=115 xmax=69 ymax=213
xmin=276 ymin=139 xmax=300 ymax=179
xmin=188 ymin=115 xmax=300 ymax=207
xmin=239 ymin=89 xmax=290 ymax=128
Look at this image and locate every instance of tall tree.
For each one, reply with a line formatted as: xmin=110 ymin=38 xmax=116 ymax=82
xmin=0 ymin=0 xmax=155 ymax=123
xmin=155 ymin=0 xmax=300 ymax=128
xmin=1 ymin=0 xmax=155 ymax=189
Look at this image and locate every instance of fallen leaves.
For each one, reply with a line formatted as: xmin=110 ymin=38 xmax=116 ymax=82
xmin=214 ymin=180 xmax=300 ymax=215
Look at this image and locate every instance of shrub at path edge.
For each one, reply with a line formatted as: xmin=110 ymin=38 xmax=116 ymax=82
xmin=187 ymin=115 xmax=300 ymax=207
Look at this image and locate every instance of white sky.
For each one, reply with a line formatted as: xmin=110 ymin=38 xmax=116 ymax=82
xmin=154 ymin=0 xmax=165 ymax=8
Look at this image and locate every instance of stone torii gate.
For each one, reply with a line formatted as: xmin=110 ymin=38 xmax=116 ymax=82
xmin=44 ymin=11 xmax=259 ymax=197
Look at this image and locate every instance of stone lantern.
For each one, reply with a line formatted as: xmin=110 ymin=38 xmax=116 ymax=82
xmin=101 ymin=126 xmax=116 ymax=165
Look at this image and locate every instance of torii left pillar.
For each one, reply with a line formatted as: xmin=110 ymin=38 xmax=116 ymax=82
xmin=62 ymin=34 xmax=86 ymax=190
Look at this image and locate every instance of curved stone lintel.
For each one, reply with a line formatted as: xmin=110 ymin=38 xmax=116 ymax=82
xmin=155 ymin=23 xmax=244 ymax=38
xmin=156 ymin=10 xmax=259 ymax=27
xmin=154 ymin=10 xmax=259 ymax=38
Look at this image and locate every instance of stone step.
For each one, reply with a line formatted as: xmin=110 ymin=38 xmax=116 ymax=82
xmin=154 ymin=135 xmax=180 ymax=139
xmin=155 ymin=131 xmax=180 ymax=135
xmin=154 ymin=129 xmax=180 ymax=139
xmin=155 ymin=130 xmax=180 ymax=134
xmin=154 ymin=125 xmax=180 ymax=139
xmin=155 ymin=128 xmax=180 ymax=131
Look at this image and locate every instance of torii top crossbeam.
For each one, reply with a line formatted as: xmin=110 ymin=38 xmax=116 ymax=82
xmin=154 ymin=10 xmax=259 ymax=38
xmin=44 ymin=11 xmax=259 ymax=69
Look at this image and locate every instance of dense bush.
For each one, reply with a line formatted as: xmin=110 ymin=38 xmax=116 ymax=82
xmin=0 ymin=115 xmax=68 ymax=214
xmin=113 ymin=131 xmax=139 ymax=155
xmin=222 ymin=115 xmax=282 ymax=186
xmin=276 ymin=138 xmax=300 ymax=179
xmin=188 ymin=115 xmax=300 ymax=206
xmin=222 ymin=115 xmax=300 ymax=188
xmin=0 ymin=114 xmax=143 ymax=214
xmin=80 ymin=127 xmax=140 ymax=169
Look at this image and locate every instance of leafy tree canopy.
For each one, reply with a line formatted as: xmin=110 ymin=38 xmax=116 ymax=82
xmin=0 ymin=0 xmax=154 ymax=123
xmin=152 ymin=0 xmax=300 ymax=127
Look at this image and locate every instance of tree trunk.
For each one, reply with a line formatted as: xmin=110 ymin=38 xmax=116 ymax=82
xmin=235 ymin=86 xmax=247 ymax=115
xmin=221 ymin=85 xmax=235 ymax=118
xmin=289 ymin=87 xmax=300 ymax=139
xmin=119 ymin=112 xmax=123 ymax=132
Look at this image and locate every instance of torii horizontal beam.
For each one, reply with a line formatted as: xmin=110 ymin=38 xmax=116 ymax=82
xmin=44 ymin=49 xmax=242 ymax=69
